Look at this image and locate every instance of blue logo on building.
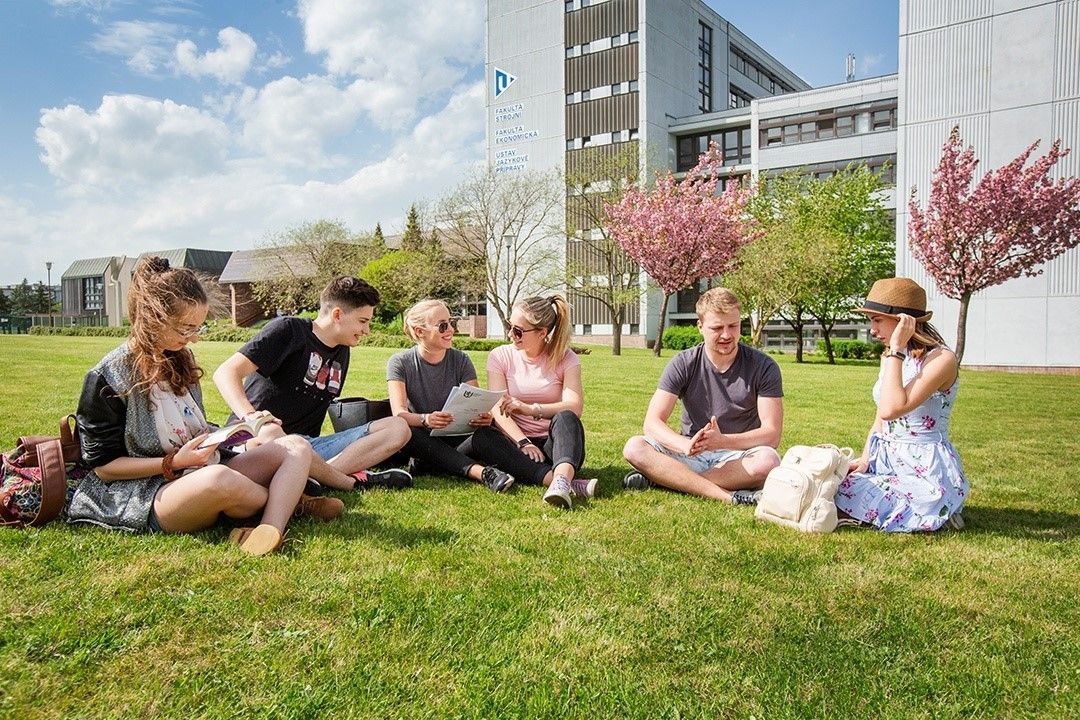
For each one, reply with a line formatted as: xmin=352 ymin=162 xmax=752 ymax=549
xmin=493 ymin=67 xmax=516 ymax=98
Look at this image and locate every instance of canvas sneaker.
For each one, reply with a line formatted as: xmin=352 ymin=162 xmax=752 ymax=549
xmin=945 ymin=512 xmax=965 ymax=531
xmin=622 ymin=470 xmax=652 ymax=490
xmin=730 ymin=489 xmax=763 ymax=506
xmin=351 ymin=468 xmax=414 ymax=491
xmin=570 ymin=477 xmax=598 ymax=499
xmin=480 ymin=466 xmax=515 ymax=494
xmin=543 ymin=475 xmax=573 ymax=509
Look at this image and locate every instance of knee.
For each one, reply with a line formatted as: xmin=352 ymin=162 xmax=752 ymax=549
xmin=623 ymin=435 xmax=651 ymax=465
xmin=744 ymin=447 xmax=781 ymax=482
xmin=388 ymin=416 xmax=410 ymax=446
xmin=199 ymin=467 xmax=253 ymax=502
xmin=276 ymin=433 xmax=313 ymax=459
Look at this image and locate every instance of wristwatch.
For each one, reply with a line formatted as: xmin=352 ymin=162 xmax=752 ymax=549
xmin=516 ymin=437 xmax=532 ymax=449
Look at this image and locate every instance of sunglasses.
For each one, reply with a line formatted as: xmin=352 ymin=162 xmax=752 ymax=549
xmin=509 ymin=325 xmax=545 ymax=340
xmin=428 ymin=318 xmax=459 ymax=334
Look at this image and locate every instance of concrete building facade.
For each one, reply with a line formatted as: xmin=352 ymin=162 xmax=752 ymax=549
xmin=896 ymin=0 xmax=1080 ymax=369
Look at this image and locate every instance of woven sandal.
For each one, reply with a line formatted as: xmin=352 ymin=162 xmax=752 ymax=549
xmin=229 ymin=524 xmax=285 ymax=556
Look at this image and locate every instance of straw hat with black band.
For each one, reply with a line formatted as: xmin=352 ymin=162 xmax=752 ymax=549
xmin=854 ymin=277 xmax=932 ymax=322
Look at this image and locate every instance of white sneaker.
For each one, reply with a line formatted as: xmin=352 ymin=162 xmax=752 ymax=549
xmin=543 ymin=475 xmax=573 ymax=509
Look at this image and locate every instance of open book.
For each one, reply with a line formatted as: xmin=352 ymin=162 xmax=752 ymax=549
xmin=429 ymin=385 xmax=506 ymax=437
xmin=199 ymin=415 xmax=273 ymax=449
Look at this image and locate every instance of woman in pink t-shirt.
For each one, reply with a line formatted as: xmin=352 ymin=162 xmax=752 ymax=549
xmin=482 ymin=294 xmax=595 ymax=508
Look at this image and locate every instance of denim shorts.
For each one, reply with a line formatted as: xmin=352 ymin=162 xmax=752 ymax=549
xmin=643 ymin=436 xmax=756 ymax=475
xmin=304 ymin=422 xmax=372 ymax=461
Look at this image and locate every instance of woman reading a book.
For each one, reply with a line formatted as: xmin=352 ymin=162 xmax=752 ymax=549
xmin=483 ymin=294 xmax=594 ymax=509
xmin=838 ymin=277 xmax=968 ymax=532
xmin=386 ymin=299 xmax=515 ymax=493
xmin=67 ymin=257 xmax=339 ymax=556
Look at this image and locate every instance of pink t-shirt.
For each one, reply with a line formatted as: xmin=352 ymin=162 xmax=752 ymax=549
xmin=487 ymin=344 xmax=580 ymax=437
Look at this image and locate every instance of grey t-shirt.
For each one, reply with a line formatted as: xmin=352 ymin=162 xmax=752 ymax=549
xmin=386 ymin=347 xmax=478 ymax=413
xmin=658 ymin=343 xmax=783 ymax=437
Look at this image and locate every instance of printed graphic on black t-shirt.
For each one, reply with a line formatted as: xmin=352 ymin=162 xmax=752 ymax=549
xmin=235 ymin=317 xmax=350 ymax=437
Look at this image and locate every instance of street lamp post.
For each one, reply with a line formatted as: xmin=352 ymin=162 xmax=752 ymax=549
xmin=502 ymin=234 xmax=513 ymax=331
xmin=46 ymin=261 xmax=53 ymax=327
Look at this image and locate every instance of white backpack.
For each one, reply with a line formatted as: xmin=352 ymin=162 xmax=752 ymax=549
xmin=755 ymin=444 xmax=853 ymax=533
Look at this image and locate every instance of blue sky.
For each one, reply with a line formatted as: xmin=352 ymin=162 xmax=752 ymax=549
xmin=0 ymin=0 xmax=897 ymax=287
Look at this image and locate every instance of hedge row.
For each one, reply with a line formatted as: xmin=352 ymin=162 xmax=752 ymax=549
xmin=27 ymin=325 xmax=588 ymax=353
xmin=660 ymin=325 xmax=754 ymax=351
xmin=817 ymin=338 xmax=885 ymax=359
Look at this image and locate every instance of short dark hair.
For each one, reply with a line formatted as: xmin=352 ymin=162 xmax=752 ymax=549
xmin=320 ymin=276 xmax=380 ymax=312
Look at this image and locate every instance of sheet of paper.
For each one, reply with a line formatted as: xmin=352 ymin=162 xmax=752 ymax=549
xmin=429 ymin=384 xmax=506 ymax=436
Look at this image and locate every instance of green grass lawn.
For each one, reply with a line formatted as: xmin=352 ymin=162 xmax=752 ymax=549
xmin=0 ymin=335 xmax=1077 ymax=719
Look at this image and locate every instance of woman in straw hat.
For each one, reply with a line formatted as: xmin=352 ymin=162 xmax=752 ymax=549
xmin=838 ymin=277 xmax=968 ymax=532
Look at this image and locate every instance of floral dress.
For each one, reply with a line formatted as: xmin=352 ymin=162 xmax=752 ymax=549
xmin=836 ymin=349 xmax=968 ymax=532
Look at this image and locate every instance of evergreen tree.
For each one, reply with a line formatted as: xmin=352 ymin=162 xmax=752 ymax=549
xmin=31 ymin=282 xmax=53 ymax=313
xmin=401 ymin=204 xmax=424 ymax=252
xmin=0 ymin=290 xmax=10 ymax=315
xmin=9 ymin=279 xmax=33 ymax=315
xmin=372 ymin=222 xmax=386 ymax=250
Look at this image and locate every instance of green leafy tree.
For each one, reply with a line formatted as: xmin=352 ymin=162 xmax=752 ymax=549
xmin=802 ymin=164 xmax=894 ymax=363
xmin=252 ymin=219 xmax=371 ymax=315
xmin=360 ymin=250 xmax=438 ymax=319
xmin=0 ymin=290 xmax=10 ymax=315
xmin=566 ymin=144 xmax=644 ymax=355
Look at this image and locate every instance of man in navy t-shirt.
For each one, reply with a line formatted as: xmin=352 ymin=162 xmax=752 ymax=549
xmin=622 ymin=288 xmax=783 ymax=504
xmin=214 ymin=277 xmax=411 ymax=491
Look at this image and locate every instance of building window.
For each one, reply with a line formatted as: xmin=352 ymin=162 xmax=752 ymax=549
xmin=758 ymin=100 xmax=898 ymax=148
xmin=729 ymin=84 xmax=751 ymax=109
xmin=729 ymin=46 xmax=796 ymax=95
xmin=698 ymin=22 xmax=712 ymax=113
xmin=676 ymin=126 xmax=751 ymax=171
xmin=767 ymin=154 xmax=897 ymax=186
xmin=82 ymin=276 xmax=104 ymax=311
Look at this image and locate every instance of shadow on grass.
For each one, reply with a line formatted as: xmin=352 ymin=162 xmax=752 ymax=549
xmin=961 ymin=506 xmax=1078 ymax=542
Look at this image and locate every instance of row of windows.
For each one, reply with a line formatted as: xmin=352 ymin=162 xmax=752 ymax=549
xmin=565 ymin=0 xmax=610 ymax=11
xmin=729 ymin=47 xmax=796 ymax=95
xmin=768 ymin=154 xmax=897 ymax=184
xmin=566 ymin=128 xmax=639 ymax=150
xmin=759 ymin=101 xmax=897 ymax=148
xmin=82 ymin=277 xmax=104 ymax=311
xmin=676 ymin=126 xmax=752 ymax=171
xmin=566 ymin=80 xmax=638 ymax=105
xmin=698 ymin=22 xmax=713 ymax=113
xmin=565 ymin=30 xmax=638 ymax=58
xmin=729 ymin=84 xmax=752 ymax=109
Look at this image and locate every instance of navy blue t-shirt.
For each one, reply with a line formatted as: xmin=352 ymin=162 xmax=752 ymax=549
xmin=236 ymin=317 xmax=349 ymax=437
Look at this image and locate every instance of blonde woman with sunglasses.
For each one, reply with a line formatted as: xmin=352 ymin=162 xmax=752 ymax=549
xmin=480 ymin=294 xmax=595 ymax=509
xmin=386 ymin=300 xmax=515 ymax=493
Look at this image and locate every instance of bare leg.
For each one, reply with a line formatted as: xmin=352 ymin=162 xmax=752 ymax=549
xmin=701 ymin=447 xmax=780 ymax=490
xmin=153 ymin=467 xmax=268 ymax=533
xmin=323 ymin=416 xmax=411 ymax=482
xmin=252 ymin=423 xmax=354 ymax=490
xmin=623 ymin=435 xmax=731 ymax=501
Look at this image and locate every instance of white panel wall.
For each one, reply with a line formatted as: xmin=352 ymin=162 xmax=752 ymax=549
xmin=898 ymin=0 xmax=1080 ymax=367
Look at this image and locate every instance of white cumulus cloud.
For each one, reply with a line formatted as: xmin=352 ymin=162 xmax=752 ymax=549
xmin=297 ymin=0 xmax=484 ymax=128
xmin=175 ymin=26 xmax=257 ymax=84
xmin=36 ymin=94 xmax=229 ymax=189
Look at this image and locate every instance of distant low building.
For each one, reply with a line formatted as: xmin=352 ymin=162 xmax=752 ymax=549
xmin=61 ymin=256 xmax=135 ymax=326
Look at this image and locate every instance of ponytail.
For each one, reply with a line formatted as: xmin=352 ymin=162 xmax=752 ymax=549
xmin=515 ymin=294 xmax=572 ymax=363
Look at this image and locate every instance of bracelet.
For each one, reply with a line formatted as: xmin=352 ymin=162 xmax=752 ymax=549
xmin=888 ymin=351 xmax=906 ymax=361
xmin=162 ymin=450 xmax=178 ymax=481
xmin=531 ymin=403 xmax=542 ymax=420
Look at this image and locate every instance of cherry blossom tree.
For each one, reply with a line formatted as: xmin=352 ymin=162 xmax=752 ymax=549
xmin=908 ymin=127 xmax=1080 ymax=362
xmin=606 ymin=145 xmax=759 ymax=356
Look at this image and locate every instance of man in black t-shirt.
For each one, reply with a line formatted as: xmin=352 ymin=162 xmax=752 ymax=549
xmin=213 ymin=277 xmax=411 ymax=491
xmin=622 ymin=288 xmax=783 ymax=504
